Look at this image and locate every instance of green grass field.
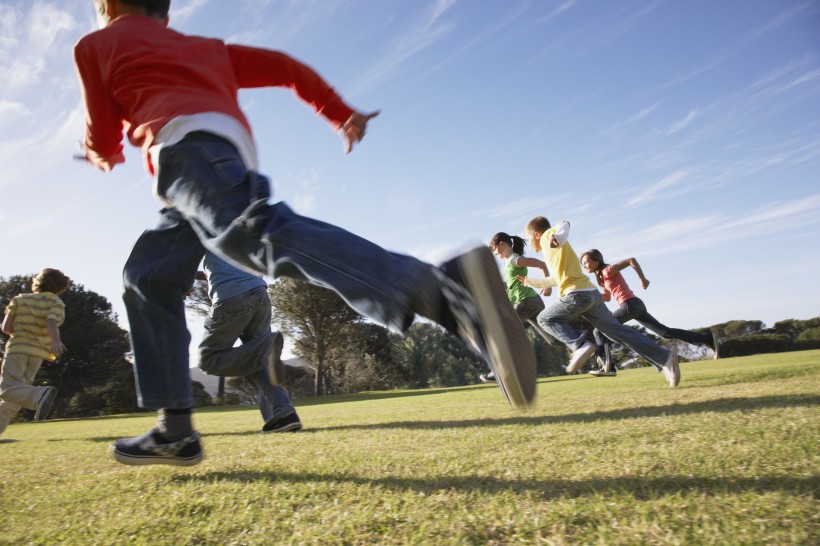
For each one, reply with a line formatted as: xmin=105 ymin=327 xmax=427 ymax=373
xmin=2 ymin=351 xmax=818 ymax=545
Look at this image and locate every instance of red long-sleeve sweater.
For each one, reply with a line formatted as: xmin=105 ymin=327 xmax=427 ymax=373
xmin=74 ymin=14 xmax=354 ymax=174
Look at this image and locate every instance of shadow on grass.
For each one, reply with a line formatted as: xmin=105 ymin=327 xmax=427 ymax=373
xmin=171 ymin=469 xmax=819 ymax=501
xmin=214 ymin=393 xmax=820 ymax=436
xmin=290 ymin=375 xmax=588 ymax=407
xmin=74 ymin=393 xmax=818 ymax=443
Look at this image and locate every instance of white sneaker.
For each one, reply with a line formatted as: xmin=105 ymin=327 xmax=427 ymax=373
xmin=437 ymin=247 xmax=537 ymax=409
xmin=661 ymin=351 xmax=681 ymax=387
xmin=567 ymin=341 xmax=597 ymax=374
xmin=589 ymin=368 xmax=616 ymax=377
xmin=711 ymin=330 xmax=721 ymax=360
xmin=34 ymin=387 xmax=57 ymax=421
xmin=602 ymin=342 xmax=612 ymax=372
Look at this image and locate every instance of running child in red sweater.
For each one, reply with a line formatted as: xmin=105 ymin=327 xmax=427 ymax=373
xmin=76 ymin=0 xmax=536 ymax=466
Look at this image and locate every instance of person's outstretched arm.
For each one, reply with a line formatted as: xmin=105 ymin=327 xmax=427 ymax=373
xmin=46 ymin=319 xmax=67 ymax=358
xmin=229 ymin=46 xmax=379 ymax=153
xmin=513 ymin=256 xmax=549 ymax=277
xmin=513 ymin=257 xmax=552 ymax=296
xmin=550 ymin=221 xmax=570 ymax=248
xmin=612 ymin=257 xmax=650 ymax=289
xmin=1 ymin=310 xmax=14 ymax=335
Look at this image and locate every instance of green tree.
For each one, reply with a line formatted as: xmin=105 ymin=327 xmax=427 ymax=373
xmin=268 ymin=277 xmax=363 ymax=395
xmin=0 ymin=275 xmax=137 ymax=419
xmin=715 ymin=320 xmax=764 ymax=338
xmin=390 ymin=322 xmax=445 ymax=388
xmin=390 ymin=322 xmax=485 ymax=388
xmin=529 ymin=329 xmax=568 ymax=376
xmin=329 ymin=322 xmax=406 ymax=393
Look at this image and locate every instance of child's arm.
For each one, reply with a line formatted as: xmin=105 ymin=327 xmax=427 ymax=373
xmin=46 ymin=319 xmax=67 ymax=358
xmin=512 ymin=256 xmax=549 ymax=277
xmin=516 ymin=275 xmax=556 ymax=289
xmin=513 ymin=257 xmax=553 ymax=296
xmin=612 ymin=258 xmax=650 ymax=289
xmin=592 ymin=271 xmax=611 ymax=301
xmin=550 ymin=221 xmax=571 ymax=248
xmin=1 ymin=310 xmax=14 ymax=335
xmin=228 ymin=46 xmax=379 ymax=153
xmin=73 ymin=44 xmax=127 ymax=172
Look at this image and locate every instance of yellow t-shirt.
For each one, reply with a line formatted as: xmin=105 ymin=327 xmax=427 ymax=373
xmin=537 ymin=225 xmax=595 ymax=297
xmin=3 ymin=292 xmax=65 ymax=361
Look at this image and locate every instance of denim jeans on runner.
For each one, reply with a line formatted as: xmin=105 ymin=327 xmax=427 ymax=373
xmin=199 ymin=285 xmax=293 ymax=423
xmin=123 ymin=132 xmax=441 ymax=409
xmin=538 ymin=289 xmax=669 ymax=369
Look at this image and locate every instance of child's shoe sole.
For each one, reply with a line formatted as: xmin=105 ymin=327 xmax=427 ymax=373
xmin=457 ymin=247 xmax=537 ymax=409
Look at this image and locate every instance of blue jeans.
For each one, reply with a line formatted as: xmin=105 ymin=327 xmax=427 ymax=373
xmin=613 ymin=297 xmax=710 ymax=347
xmin=538 ymin=290 xmax=669 ymax=369
xmin=198 ymin=286 xmax=293 ymax=423
xmin=513 ymin=295 xmax=552 ymax=343
xmin=123 ymin=132 xmax=441 ymax=409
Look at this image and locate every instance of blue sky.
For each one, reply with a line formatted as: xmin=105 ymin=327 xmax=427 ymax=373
xmin=1 ymin=0 xmax=818 ymax=349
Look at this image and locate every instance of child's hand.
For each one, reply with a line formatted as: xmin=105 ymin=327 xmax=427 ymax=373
xmin=641 ymin=279 xmax=650 ymax=289
xmin=549 ymin=234 xmax=559 ymax=248
xmin=75 ymin=149 xmax=125 ymax=172
xmin=50 ymin=341 xmax=67 ymax=358
xmin=341 ymin=110 xmax=380 ymax=154
xmin=541 ymin=287 xmax=552 ymax=297
xmin=515 ymin=275 xmax=528 ymax=285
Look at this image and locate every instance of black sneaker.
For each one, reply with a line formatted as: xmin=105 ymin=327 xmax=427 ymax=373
xmin=262 ymin=411 xmax=302 ymax=433
xmin=267 ymin=331 xmax=285 ymax=386
xmin=34 ymin=387 xmax=57 ymax=421
xmin=110 ymin=430 xmax=203 ymax=466
xmin=436 ymin=247 xmax=537 ymax=410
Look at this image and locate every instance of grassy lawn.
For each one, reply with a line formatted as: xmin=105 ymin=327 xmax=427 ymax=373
xmin=1 ymin=350 xmax=818 ymax=545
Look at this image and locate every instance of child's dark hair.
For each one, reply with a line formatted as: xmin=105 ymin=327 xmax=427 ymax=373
xmin=524 ymin=216 xmax=551 ymax=235
xmin=32 ymin=269 xmax=71 ymax=294
xmin=122 ymin=0 xmax=171 ymax=18
xmin=489 ymin=232 xmax=527 ymax=255
xmin=580 ymin=249 xmax=607 ymax=286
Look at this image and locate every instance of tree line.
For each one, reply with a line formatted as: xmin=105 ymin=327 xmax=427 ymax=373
xmin=2 ymin=273 xmax=819 ymax=421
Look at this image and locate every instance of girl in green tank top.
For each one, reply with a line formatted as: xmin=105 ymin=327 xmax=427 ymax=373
xmin=481 ymin=233 xmax=555 ymax=383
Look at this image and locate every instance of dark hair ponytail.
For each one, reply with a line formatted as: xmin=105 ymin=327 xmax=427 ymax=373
xmin=489 ymin=232 xmax=528 ymax=255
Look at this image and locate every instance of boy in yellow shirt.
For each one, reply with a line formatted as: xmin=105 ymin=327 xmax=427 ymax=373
xmin=519 ymin=217 xmax=680 ymax=387
xmin=0 ymin=269 xmax=70 ymax=434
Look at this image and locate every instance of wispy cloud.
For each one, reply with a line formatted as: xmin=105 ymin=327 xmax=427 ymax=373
xmin=532 ymin=0 xmax=578 ymax=25
xmin=6 ymin=213 xmax=61 ymax=239
xmin=277 ymin=168 xmax=322 ymax=215
xmin=743 ymin=1 xmax=817 ymax=42
xmin=626 ymin=169 xmax=693 ymax=207
xmin=602 ymin=193 xmax=820 ymax=258
xmin=171 ymin=0 xmax=209 ymax=24
xmin=0 ymin=100 xmax=29 ymax=125
xmin=416 ymin=1 xmax=531 ymax=82
xmin=654 ymin=109 xmax=699 ymax=138
xmin=601 ymin=103 xmax=659 ymax=137
xmin=226 ymin=0 xmax=343 ymax=46
xmin=350 ymin=0 xmax=458 ymax=93
xmin=0 ymin=3 xmax=77 ymax=91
